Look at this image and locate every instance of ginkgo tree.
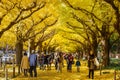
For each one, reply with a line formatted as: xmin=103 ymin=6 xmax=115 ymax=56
xmin=103 ymin=0 xmax=120 ymax=35
xmin=0 ymin=0 xmax=58 ymax=74
xmin=0 ymin=0 xmax=46 ymax=37
xmin=61 ymin=0 xmax=118 ymax=66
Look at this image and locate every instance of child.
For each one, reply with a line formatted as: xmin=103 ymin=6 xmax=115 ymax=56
xmin=76 ymin=59 xmax=81 ymax=72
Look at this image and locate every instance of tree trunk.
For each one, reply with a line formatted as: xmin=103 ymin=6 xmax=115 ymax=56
xmin=15 ymin=40 xmax=23 ymax=74
xmin=91 ymin=34 xmax=98 ymax=57
xmin=38 ymin=42 xmax=42 ymax=54
xmin=93 ymin=38 xmax=98 ymax=57
xmin=103 ymin=39 xmax=110 ymax=67
xmin=30 ymin=39 xmax=35 ymax=52
xmin=117 ymin=42 xmax=120 ymax=54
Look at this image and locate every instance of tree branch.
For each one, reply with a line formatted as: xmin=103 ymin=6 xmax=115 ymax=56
xmin=0 ymin=1 xmax=46 ymax=38
xmin=26 ymin=19 xmax=58 ymax=40
xmin=64 ymin=0 xmax=109 ymax=26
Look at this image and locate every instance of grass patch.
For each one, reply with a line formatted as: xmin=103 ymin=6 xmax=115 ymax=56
xmin=103 ymin=58 xmax=120 ymax=70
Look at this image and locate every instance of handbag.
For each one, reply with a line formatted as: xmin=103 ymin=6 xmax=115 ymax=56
xmin=94 ymin=57 xmax=99 ymax=66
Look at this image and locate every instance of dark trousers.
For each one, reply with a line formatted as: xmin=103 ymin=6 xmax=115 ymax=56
xmin=30 ymin=66 xmax=37 ymax=77
xmin=89 ymin=69 xmax=94 ymax=79
xmin=24 ymin=69 xmax=28 ymax=76
xmin=55 ymin=61 xmax=58 ymax=70
xmin=68 ymin=63 xmax=72 ymax=70
xmin=67 ymin=62 xmax=72 ymax=72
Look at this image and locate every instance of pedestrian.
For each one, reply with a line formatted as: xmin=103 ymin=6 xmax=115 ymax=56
xmin=67 ymin=53 xmax=74 ymax=72
xmin=21 ymin=52 xmax=30 ymax=76
xmin=57 ymin=52 xmax=63 ymax=73
xmin=75 ymin=59 xmax=81 ymax=72
xmin=44 ymin=54 xmax=48 ymax=70
xmin=88 ymin=50 xmax=95 ymax=79
xmin=54 ymin=52 xmax=59 ymax=70
xmin=39 ymin=53 xmax=45 ymax=70
xmin=29 ymin=50 xmax=37 ymax=77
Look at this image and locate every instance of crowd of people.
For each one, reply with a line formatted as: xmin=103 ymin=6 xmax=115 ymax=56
xmin=20 ymin=50 xmax=97 ymax=79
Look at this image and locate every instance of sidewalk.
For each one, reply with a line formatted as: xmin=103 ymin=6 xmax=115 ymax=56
xmin=0 ymin=61 xmax=117 ymax=80
xmin=12 ymin=65 xmax=115 ymax=80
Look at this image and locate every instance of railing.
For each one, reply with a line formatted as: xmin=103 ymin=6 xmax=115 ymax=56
xmin=0 ymin=57 xmax=16 ymax=80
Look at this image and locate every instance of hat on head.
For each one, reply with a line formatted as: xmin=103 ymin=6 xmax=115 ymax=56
xmin=32 ymin=50 xmax=34 ymax=53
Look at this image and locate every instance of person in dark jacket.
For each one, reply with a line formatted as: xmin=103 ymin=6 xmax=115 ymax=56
xmin=88 ymin=50 xmax=95 ymax=79
xmin=67 ymin=53 xmax=74 ymax=72
xmin=75 ymin=59 xmax=81 ymax=72
xmin=29 ymin=50 xmax=37 ymax=77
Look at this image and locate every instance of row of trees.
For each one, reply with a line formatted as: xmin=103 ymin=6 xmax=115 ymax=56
xmin=59 ymin=0 xmax=120 ymax=67
xmin=0 ymin=0 xmax=59 ymax=73
xmin=0 ymin=0 xmax=120 ymax=71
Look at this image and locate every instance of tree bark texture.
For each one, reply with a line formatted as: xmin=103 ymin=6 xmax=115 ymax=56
xmin=15 ymin=41 xmax=23 ymax=74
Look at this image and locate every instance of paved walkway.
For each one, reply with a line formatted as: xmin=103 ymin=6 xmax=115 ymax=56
xmin=0 ymin=61 xmax=117 ymax=80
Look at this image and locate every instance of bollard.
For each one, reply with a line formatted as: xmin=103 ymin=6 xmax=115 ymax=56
xmin=114 ymin=69 xmax=116 ymax=80
xmin=13 ymin=58 xmax=15 ymax=78
xmin=0 ymin=58 xmax=1 ymax=67
xmin=1 ymin=58 xmax=2 ymax=67
xmin=4 ymin=58 xmax=7 ymax=71
xmin=3 ymin=63 xmax=6 ymax=71
xmin=100 ymin=63 xmax=102 ymax=75
xmin=5 ymin=68 xmax=8 ymax=80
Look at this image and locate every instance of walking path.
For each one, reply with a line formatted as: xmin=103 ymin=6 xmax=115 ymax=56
xmin=0 ymin=61 xmax=118 ymax=80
